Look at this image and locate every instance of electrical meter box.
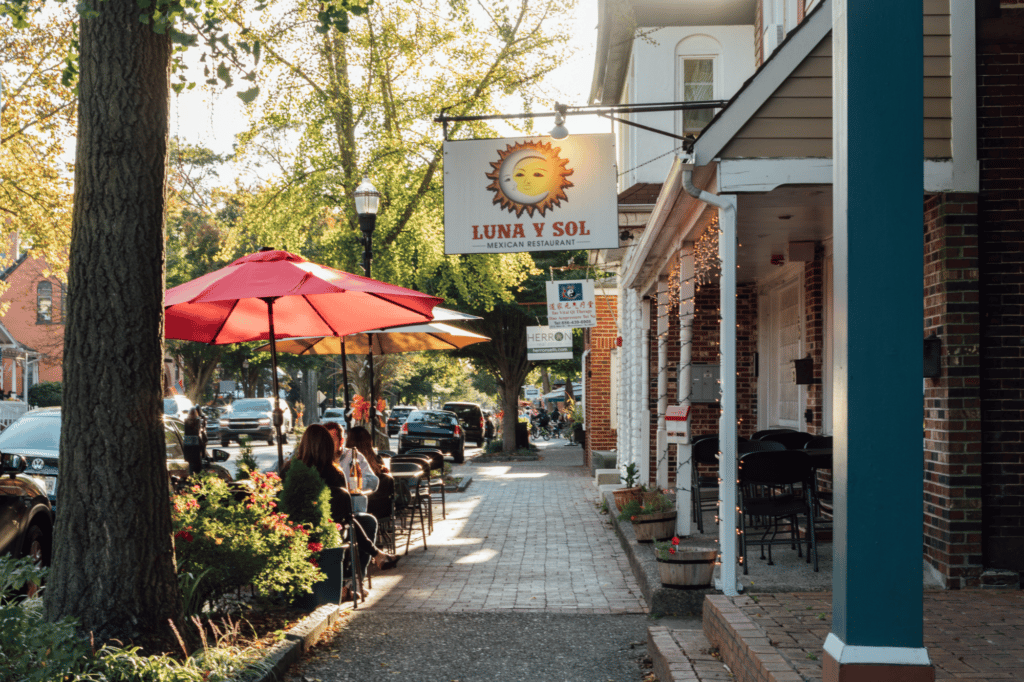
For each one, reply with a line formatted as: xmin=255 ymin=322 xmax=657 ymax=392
xmin=688 ymin=364 xmax=721 ymax=403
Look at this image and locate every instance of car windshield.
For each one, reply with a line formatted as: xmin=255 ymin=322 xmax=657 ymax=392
xmin=408 ymin=412 xmax=456 ymax=427
xmin=231 ymin=399 xmax=272 ymax=412
xmin=0 ymin=415 xmax=60 ymax=450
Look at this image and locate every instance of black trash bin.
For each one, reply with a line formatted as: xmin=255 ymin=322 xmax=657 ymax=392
xmin=515 ymin=421 xmax=530 ymax=450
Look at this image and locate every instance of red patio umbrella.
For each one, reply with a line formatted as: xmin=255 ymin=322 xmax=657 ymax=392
xmin=165 ymin=248 xmax=443 ymax=470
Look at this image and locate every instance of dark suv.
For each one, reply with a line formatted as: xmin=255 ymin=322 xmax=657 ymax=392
xmin=441 ymin=402 xmax=485 ymax=447
xmin=0 ymin=452 xmax=53 ymax=568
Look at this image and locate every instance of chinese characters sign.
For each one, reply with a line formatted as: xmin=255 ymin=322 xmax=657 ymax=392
xmin=442 ymin=134 xmax=619 ymax=255
xmin=545 ymin=279 xmax=596 ymax=329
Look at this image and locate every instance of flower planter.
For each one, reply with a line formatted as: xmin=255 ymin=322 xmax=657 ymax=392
xmin=292 ymin=547 xmax=349 ymax=610
xmin=613 ymin=486 xmax=643 ymax=511
xmin=631 ymin=510 xmax=677 ymax=542
xmin=656 ymin=545 xmax=717 ymax=588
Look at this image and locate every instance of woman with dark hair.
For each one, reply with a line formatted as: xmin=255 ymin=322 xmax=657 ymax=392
xmin=288 ymin=424 xmax=399 ymax=578
xmin=182 ymin=407 xmax=207 ymax=475
xmin=343 ymin=425 xmax=396 ymax=521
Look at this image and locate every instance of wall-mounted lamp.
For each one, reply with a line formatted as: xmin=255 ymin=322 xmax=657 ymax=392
xmin=923 ymin=334 xmax=942 ymax=378
xmin=550 ymin=103 xmax=569 ymax=140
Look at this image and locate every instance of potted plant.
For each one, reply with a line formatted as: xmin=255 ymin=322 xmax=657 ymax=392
xmin=612 ymin=461 xmax=644 ymax=511
xmin=653 ymin=536 xmax=718 ymax=588
xmin=618 ymin=493 xmax=677 ymax=542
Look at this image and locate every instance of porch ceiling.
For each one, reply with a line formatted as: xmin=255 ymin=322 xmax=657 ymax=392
xmin=735 ymin=185 xmax=832 ymax=283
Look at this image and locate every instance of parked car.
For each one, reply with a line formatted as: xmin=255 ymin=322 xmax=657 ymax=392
xmin=219 ymin=398 xmax=293 ymax=446
xmin=441 ymin=402 xmax=486 ymax=447
xmin=0 ymin=408 xmax=232 ymax=513
xmin=163 ymin=395 xmax=194 ymax=421
xmin=398 ymin=410 xmax=465 ymax=463
xmin=0 ymin=451 xmax=53 ymax=568
xmin=321 ymin=407 xmax=346 ymax=423
xmin=200 ymin=406 xmax=221 ymax=440
xmin=387 ymin=406 xmax=418 ymax=436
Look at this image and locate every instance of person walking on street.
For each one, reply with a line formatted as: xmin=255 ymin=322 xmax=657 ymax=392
xmin=183 ymin=407 xmax=207 ymax=475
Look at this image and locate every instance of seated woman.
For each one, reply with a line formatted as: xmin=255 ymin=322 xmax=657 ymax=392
xmin=287 ymin=424 xmax=400 ymax=582
xmin=342 ymin=425 xmax=395 ymax=521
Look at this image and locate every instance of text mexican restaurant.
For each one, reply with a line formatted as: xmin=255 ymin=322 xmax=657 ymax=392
xmin=471 ymin=221 xmax=591 ymax=240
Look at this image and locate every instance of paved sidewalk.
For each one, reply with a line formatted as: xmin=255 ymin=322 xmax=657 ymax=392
xmin=359 ymin=442 xmax=647 ymax=614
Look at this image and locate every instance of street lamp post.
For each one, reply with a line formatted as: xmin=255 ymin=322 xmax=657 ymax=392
xmin=296 ymin=369 xmax=303 ymax=426
xmin=354 ymin=177 xmax=382 ymax=444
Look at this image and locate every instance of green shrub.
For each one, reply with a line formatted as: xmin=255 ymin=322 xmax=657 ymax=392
xmin=278 ymin=459 xmax=343 ymax=553
xmin=171 ymin=470 xmax=323 ymax=608
xmin=27 ymin=381 xmax=61 ymax=408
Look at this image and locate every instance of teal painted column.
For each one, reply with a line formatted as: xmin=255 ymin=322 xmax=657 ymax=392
xmin=828 ymin=0 xmax=927 ymax=667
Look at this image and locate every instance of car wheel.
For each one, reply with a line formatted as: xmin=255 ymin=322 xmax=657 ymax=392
xmin=281 ymin=432 xmax=289 ymax=445
xmin=221 ymin=438 xmax=231 ymax=447
xmin=476 ymin=438 xmax=484 ymax=448
xmin=452 ymin=445 xmax=465 ymax=464
xmin=267 ymin=432 xmax=275 ymax=446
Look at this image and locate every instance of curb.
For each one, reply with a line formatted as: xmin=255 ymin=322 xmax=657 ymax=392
xmin=252 ymin=603 xmax=346 ymax=682
xmin=444 ymin=474 xmax=472 ymax=492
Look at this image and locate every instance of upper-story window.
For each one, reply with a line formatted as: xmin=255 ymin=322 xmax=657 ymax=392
xmin=59 ymin=282 xmax=65 ymax=322
xmin=680 ymin=58 xmax=716 ymax=135
xmin=37 ymin=281 xmax=53 ymax=324
xmin=676 ymin=34 xmax=722 ymax=138
xmin=764 ymin=0 xmax=799 ymax=56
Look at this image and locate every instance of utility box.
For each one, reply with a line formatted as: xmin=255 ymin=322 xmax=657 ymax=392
xmin=689 ymin=364 xmax=721 ymax=403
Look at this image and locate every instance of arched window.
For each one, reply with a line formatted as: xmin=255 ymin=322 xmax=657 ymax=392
xmin=37 ymin=281 xmax=53 ymax=324
xmin=675 ymin=35 xmax=722 ymax=137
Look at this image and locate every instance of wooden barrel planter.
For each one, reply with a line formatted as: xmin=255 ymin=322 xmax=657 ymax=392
xmin=631 ymin=510 xmax=677 ymax=542
xmin=656 ymin=546 xmax=718 ymax=588
xmin=612 ymin=486 xmax=643 ymax=511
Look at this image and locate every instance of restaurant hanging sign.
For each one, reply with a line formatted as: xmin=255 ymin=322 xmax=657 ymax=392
xmin=526 ymin=326 xmax=574 ymax=361
xmin=545 ymin=279 xmax=596 ymax=329
xmin=442 ymin=134 xmax=619 ymax=255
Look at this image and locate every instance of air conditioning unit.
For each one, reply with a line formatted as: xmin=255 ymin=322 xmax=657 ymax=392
xmin=764 ymin=24 xmax=785 ymax=55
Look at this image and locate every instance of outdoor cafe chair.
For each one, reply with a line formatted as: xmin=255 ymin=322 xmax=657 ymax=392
xmin=404 ymin=448 xmax=447 ymax=519
xmin=391 ymin=455 xmax=435 ymax=531
xmin=327 ymin=487 xmax=369 ymax=605
xmin=389 ymin=461 xmax=430 ymax=553
xmin=751 ymin=428 xmax=797 ymax=440
xmin=804 ymin=435 xmax=833 ymax=450
xmin=737 ymin=450 xmax=818 ymax=574
xmin=690 ymin=436 xmax=722 ymax=534
xmin=757 ymin=431 xmax=815 ymax=450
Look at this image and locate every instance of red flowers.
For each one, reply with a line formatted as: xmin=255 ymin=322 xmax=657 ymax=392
xmin=307 ymin=542 xmax=323 ymax=553
xmin=174 ymin=530 xmax=194 ymax=543
xmin=671 ymin=536 xmax=680 ymax=546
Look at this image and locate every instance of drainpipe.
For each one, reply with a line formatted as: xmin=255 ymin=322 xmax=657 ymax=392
xmin=679 ymin=154 xmax=740 ymax=597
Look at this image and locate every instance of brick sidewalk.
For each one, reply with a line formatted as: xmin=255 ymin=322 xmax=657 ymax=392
xmin=694 ymin=590 xmax=1024 ymax=682
xmin=357 ymin=444 xmax=648 ymax=614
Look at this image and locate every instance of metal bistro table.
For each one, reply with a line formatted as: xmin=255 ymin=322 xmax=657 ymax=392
xmin=800 ymin=448 xmax=833 ymax=524
xmin=390 ymin=468 xmax=428 ymax=553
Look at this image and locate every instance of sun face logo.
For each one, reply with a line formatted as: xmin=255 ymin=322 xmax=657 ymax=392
xmin=485 ymin=140 xmax=574 ymax=218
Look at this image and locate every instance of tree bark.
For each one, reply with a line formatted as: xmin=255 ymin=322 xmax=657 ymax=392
xmin=45 ymin=1 xmax=187 ymax=651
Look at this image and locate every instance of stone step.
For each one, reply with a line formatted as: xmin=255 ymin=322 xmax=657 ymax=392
xmin=648 ymin=626 xmax=736 ymax=682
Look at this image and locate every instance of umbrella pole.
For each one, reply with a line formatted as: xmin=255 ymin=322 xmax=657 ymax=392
xmin=341 ymin=339 xmax=351 ymax=429
xmin=368 ymin=342 xmax=376 ymax=445
xmin=263 ymin=297 xmax=286 ymax=473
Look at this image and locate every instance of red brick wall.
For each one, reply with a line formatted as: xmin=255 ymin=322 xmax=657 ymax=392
xmin=0 ymin=255 xmax=66 ymax=388
xmin=585 ymin=293 xmax=618 ymax=464
xmin=977 ymin=27 xmax=1024 ymax=577
xmin=924 ymin=193 xmax=983 ymax=589
xmin=803 ymin=247 xmax=825 ymax=435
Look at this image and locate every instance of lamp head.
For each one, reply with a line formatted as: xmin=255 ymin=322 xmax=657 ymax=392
xmin=549 ymin=103 xmax=569 ymax=140
xmin=353 ymin=177 xmax=381 ymax=216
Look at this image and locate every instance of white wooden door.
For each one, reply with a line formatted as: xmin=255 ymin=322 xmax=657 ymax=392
xmin=759 ymin=271 xmax=804 ymax=430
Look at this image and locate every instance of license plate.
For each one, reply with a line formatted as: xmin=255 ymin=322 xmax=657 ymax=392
xmin=424 ymin=439 xmax=439 ymax=446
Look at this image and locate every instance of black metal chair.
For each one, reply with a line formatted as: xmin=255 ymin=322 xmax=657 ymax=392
xmin=751 ymin=428 xmax=797 ymax=440
xmin=737 ymin=450 xmax=818 ymax=574
xmin=404 ymin=448 xmax=447 ymax=519
xmin=758 ymin=431 xmax=815 ymax=449
xmin=804 ymin=435 xmax=833 ymax=450
xmin=690 ymin=436 xmax=721 ymax=534
xmin=738 ymin=439 xmax=786 ymax=454
xmin=390 ymin=460 xmax=430 ymax=553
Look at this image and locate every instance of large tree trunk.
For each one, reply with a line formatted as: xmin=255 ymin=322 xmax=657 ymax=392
xmin=45 ymin=2 xmax=187 ymax=652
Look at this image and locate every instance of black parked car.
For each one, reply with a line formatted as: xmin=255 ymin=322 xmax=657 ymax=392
xmin=441 ymin=402 xmax=486 ymax=447
xmin=387 ymin=406 xmax=418 ymax=436
xmin=0 ymin=408 xmax=232 ymax=513
xmin=0 ymin=451 xmax=53 ymax=568
xmin=398 ymin=410 xmax=465 ymax=463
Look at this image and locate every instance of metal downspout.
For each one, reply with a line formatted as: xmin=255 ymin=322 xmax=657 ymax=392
xmin=680 ymin=156 xmax=740 ymax=597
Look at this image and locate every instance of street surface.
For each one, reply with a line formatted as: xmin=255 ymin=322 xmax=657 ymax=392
xmin=283 ymin=440 xmax=652 ymax=682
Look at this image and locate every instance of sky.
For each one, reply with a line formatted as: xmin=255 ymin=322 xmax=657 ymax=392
xmin=167 ymin=0 xmax=605 ymax=179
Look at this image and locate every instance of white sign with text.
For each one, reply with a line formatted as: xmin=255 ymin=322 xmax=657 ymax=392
xmin=545 ymin=279 xmax=596 ymax=329
xmin=526 ymin=326 xmax=574 ymax=361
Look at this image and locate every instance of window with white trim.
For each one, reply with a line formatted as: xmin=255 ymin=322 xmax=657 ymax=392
xmin=37 ymin=281 xmax=52 ymax=324
xmin=679 ymin=57 xmax=716 ymax=136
